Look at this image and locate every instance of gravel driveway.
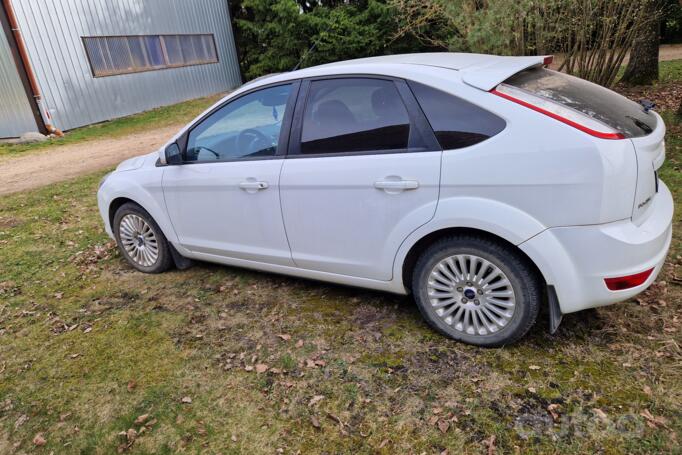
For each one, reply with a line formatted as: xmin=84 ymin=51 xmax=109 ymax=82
xmin=0 ymin=124 xmax=182 ymax=196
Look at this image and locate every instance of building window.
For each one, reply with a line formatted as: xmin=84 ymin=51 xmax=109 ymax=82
xmin=82 ymin=34 xmax=218 ymax=77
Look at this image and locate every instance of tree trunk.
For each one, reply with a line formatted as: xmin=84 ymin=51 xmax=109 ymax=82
xmin=622 ymin=2 xmax=660 ymax=85
xmin=677 ymin=99 xmax=682 ymax=117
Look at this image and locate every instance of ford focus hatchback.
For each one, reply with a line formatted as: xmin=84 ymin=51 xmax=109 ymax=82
xmin=97 ymin=53 xmax=673 ymax=347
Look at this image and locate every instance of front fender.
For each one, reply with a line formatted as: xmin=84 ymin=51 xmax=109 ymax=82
xmin=392 ymin=196 xmax=547 ymax=290
xmin=97 ymin=167 xmax=178 ymax=245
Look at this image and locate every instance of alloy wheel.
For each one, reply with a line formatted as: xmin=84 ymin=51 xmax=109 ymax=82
xmin=119 ymin=214 xmax=159 ymax=267
xmin=426 ymin=254 xmax=516 ymax=336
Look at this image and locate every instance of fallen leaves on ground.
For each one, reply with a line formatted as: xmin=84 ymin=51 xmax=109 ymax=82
xmin=14 ymin=414 xmax=28 ymax=430
xmin=592 ymin=408 xmax=608 ymax=421
xmin=310 ymin=415 xmax=321 ymax=429
xmin=308 ymin=395 xmax=324 ymax=407
xmin=547 ymin=403 xmax=561 ymax=422
xmin=134 ymin=414 xmax=150 ymax=425
xmin=640 ymin=409 xmax=670 ymax=430
xmin=485 ymin=435 xmax=496 ymax=455
xmin=615 ymin=82 xmax=682 ymax=112
xmin=32 ymin=433 xmax=46 ymax=446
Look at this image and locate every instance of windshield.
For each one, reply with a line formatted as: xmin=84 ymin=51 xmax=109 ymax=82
xmin=505 ymin=68 xmax=656 ymax=138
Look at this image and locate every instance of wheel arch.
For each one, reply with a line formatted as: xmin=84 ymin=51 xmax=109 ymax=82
xmin=106 ymin=194 xmax=178 ymax=246
xmin=400 ymin=226 xmax=547 ymax=294
xmin=108 ymin=196 xmax=136 ymax=230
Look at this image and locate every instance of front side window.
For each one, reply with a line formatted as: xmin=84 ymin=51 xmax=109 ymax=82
xmin=185 ymin=84 xmax=292 ymax=162
xmin=300 ymin=78 xmax=415 ymax=155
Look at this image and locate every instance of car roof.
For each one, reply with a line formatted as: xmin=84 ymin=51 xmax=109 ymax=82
xmin=317 ymin=52 xmax=514 ymax=70
xmin=245 ymin=53 xmax=550 ymax=92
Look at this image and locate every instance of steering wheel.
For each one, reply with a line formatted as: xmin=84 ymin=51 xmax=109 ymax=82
xmin=237 ymin=128 xmax=271 ymax=155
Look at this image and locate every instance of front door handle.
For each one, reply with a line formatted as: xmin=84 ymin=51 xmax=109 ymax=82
xmin=239 ymin=180 xmax=269 ymax=192
xmin=374 ymin=179 xmax=419 ymax=191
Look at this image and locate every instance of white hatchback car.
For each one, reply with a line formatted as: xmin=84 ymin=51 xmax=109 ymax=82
xmin=98 ymin=53 xmax=673 ymax=346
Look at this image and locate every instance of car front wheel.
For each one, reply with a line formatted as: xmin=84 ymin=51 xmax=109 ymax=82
xmin=113 ymin=202 xmax=173 ymax=273
xmin=412 ymin=235 xmax=541 ymax=347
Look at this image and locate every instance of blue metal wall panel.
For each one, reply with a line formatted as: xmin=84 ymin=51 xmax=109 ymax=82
xmin=10 ymin=0 xmax=241 ymax=131
xmin=0 ymin=23 xmax=37 ymax=137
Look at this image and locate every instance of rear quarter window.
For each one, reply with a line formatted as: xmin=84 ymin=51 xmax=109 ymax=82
xmin=505 ymin=68 xmax=656 ymax=138
xmin=408 ymin=81 xmax=506 ymax=150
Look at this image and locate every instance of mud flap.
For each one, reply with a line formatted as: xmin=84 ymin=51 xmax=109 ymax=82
xmin=169 ymin=244 xmax=193 ymax=270
xmin=547 ymin=285 xmax=562 ymax=334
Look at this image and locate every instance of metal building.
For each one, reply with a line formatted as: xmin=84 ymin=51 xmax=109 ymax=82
xmin=0 ymin=0 xmax=241 ymax=138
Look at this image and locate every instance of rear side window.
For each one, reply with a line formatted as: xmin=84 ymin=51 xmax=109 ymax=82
xmin=505 ymin=68 xmax=656 ymax=138
xmin=408 ymin=81 xmax=506 ymax=150
xmin=300 ymin=78 xmax=422 ymax=155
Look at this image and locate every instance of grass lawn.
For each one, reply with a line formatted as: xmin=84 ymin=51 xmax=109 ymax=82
xmin=0 ymin=85 xmax=681 ymax=454
xmin=658 ymin=59 xmax=682 ymax=84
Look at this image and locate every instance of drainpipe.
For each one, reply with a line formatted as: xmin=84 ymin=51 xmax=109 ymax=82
xmin=2 ymin=0 xmax=62 ymax=136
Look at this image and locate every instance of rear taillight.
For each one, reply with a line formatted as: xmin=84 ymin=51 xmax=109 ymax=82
xmin=604 ymin=268 xmax=654 ymax=291
xmin=492 ymin=84 xmax=625 ymax=140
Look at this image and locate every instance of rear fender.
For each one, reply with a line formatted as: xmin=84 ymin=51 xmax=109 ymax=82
xmin=392 ymin=196 xmax=547 ymax=289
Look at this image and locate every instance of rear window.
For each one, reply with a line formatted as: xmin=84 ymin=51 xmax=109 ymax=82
xmin=505 ymin=68 xmax=656 ymax=138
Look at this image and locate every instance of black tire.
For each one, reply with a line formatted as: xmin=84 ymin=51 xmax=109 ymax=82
xmin=113 ymin=202 xmax=173 ymax=274
xmin=411 ymin=235 xmax=541 ymax=347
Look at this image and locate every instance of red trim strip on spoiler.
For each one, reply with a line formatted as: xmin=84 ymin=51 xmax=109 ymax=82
xmin=491 ymin=88 xmax=625 ymax=140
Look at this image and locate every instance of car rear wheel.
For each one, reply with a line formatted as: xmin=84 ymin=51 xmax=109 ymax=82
xmin=113 ymin=202 xmax=172 ymax=273
xmin=412 ymin=235 xmax=541 ymax=347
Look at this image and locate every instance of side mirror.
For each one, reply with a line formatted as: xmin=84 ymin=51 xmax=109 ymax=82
xmin=165 ymin=143 xmax=182 ymax=165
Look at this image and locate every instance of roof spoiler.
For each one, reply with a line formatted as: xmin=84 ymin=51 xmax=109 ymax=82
xmin=460 ymin=55 xmax=553 ymax=91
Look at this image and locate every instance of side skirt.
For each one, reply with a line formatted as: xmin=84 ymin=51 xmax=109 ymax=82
xmin=179 ymin=248 xmax=408 ymax=295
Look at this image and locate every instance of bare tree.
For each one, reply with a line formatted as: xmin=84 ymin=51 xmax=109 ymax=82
xmin=390 ymin=0 xmax=656 ymax=87
xmin=557 ymin=0 xmax=654 ymax=87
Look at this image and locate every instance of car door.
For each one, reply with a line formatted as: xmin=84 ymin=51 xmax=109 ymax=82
xmin=162 ymin=82 xmax=299 ymax=266
xmin=279 ymin=77 xmax=442 ymax=281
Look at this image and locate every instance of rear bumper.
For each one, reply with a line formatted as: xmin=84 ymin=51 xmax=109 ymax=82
xmin=520 ymin=180 xmax=673 ymax=314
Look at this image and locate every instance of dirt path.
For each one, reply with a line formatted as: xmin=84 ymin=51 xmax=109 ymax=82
xmin=658 ymin=43 xmax=682 ymax=62
xmin=550 ymin=43 xmax=682 ymax=70
xmin=0 ymin=124 xmax=183 ymax=196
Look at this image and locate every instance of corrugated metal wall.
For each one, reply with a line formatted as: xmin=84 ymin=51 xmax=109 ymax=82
xmin=0 ymin=24 xmax=37 ymax=137
xmin=10 ymin=0 xmax=241 ymax=132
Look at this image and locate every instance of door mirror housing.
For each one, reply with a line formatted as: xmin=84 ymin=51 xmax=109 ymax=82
xmin=165 ymin=143 xmax=182 ymax=165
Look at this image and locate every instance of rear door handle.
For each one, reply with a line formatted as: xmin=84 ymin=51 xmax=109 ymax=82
xmin=239 ymin=180 xmax=269 ymax=192
xmin=374 ymin=179 xmax=419 ymax=191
